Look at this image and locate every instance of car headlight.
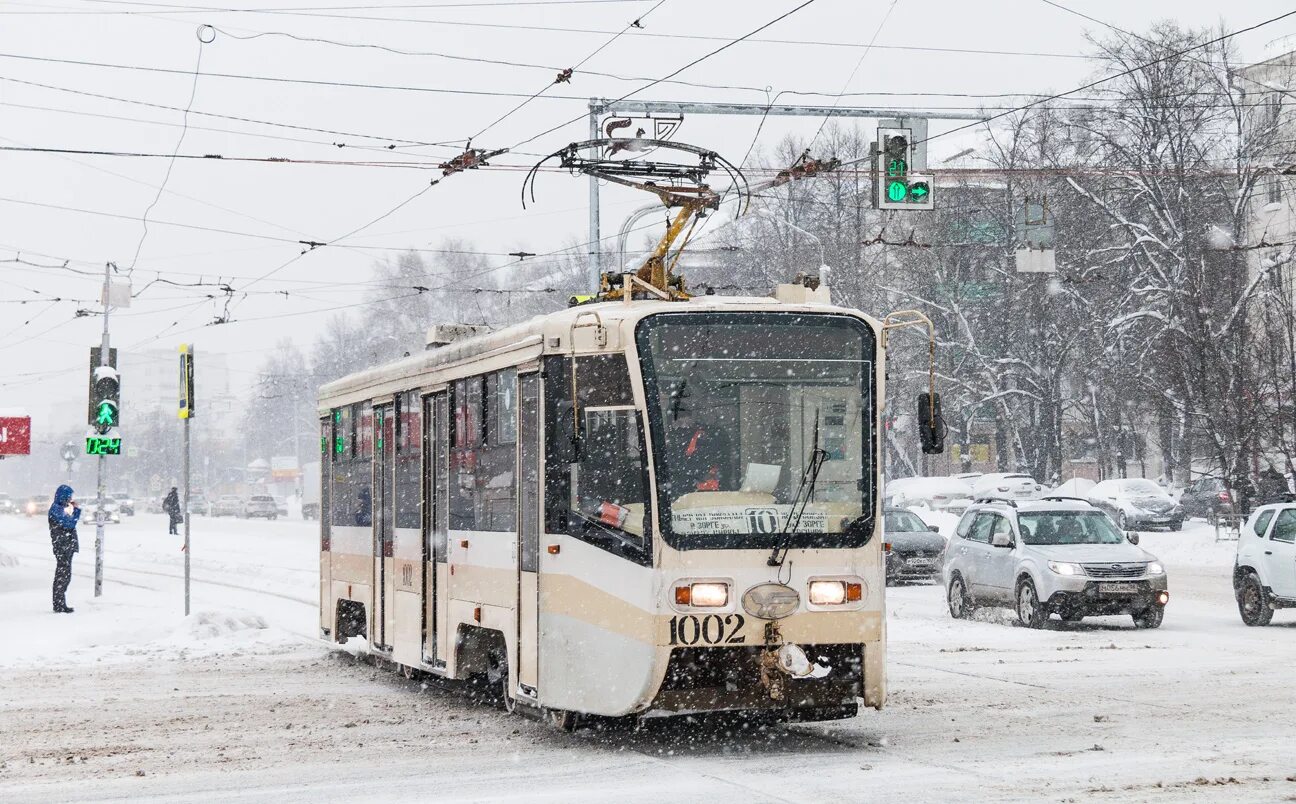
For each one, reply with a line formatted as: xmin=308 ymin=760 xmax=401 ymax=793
xmin=1048 ymin=561 xmax=1085 ymax=576
xmin=674 ymin=581 xmax=729 ymax=608
xmin=1145 ymin=562 xmax=1165 ymax=575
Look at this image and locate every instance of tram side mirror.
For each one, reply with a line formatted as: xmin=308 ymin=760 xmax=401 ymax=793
xmin=555 ymin=402 xmax=585 ymax=463
xmin=918 ymin=392 xmax=945 ymax=455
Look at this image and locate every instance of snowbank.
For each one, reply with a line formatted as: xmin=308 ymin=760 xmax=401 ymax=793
xmin=0 ymin=549 xmax=18 ymax=568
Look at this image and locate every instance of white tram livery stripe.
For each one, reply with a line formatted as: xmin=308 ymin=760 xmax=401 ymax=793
xmin=329 ymin=526 xmax=371 ymax=556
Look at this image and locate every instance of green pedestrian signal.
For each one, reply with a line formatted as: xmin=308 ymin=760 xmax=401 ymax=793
xmin=96 ymin=400 xmax=118 ymax=427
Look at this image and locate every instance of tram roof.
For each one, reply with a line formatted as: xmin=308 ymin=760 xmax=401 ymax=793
xmin=318 ymin=294 xmax=876 ymax=409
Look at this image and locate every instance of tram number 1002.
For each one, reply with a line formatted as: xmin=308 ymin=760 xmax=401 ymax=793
xmin=669 ymin=613 xmax=747 ymax=646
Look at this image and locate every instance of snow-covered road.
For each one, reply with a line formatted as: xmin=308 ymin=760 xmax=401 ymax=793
xmin=0 ymin=514 xmax=1293 ymax=803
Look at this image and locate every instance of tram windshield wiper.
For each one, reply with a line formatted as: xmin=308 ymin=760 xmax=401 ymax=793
xmin=768 ymin=411 xmax=828 ymax=567
xmin=573 ymin=510 xmax=644 ymax=553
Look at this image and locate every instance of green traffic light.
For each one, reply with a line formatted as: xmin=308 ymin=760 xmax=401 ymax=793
xmin=96 ymin=400 xmax=117 ymax=426
xmin=910 ymin=182 xmax=930 ymax=200
xmin=887 ymin=158 xmax=907 ymax=177
xmin=887 ymin=180 xmax=908 ymax=202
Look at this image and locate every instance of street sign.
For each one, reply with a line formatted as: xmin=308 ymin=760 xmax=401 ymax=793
xmin=179 ymin=344 xmax=195 ymax=419
xmin=0 ymin=415 xmax=31 ymax=456
xmin=150 ymin=473 xmax=162 ymax=492
xmin=61 ymin=441 xmax=78 ymax=463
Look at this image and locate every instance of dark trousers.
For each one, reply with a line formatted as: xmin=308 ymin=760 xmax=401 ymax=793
xmin=168 ymin=518 xmax=178 ymax=535
xmin=52 ymin=552 xmax=73 ymax=611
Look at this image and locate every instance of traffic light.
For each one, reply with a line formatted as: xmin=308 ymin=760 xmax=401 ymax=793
xmin=875 ymin=127 xmax=934 ymax=211
xmin=91 ymin=367 xmax=120 ymax=431
xmin=179 ymin=343 xmax=196 ymax=419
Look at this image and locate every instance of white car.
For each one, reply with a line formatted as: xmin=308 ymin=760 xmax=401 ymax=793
xmin=972 ymin=473 xmax=1043 ymax=502
xmin=1234 ymin=503 xmax=1296 ymax=626
xmin=884 ymin=476 xmax=975 ymax=513
xmin=87 ymin=500 xmax=121 ymax=524
xmin=943 ymin=497 xmax=1169 ymax=628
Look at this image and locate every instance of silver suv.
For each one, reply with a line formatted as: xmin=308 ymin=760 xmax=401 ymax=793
xmin=943 ymin=497 xmax=1169 ymax=629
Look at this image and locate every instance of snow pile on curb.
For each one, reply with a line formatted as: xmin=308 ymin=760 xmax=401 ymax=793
xmin=176 ymin=610 xmax=269 ymax=641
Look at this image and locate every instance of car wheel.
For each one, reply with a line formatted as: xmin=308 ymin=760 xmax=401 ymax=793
xmin=947 ymin=575 xmax=974 ymax=619
xmin=1237 ymin=573 xmax=1274 ymax=627
xmin=1169 ymin=519 xmax=1183 ymax=532
xmin=1016 ymin=578 xmax=1047 ymax=629
xmin=1133 ymin=605 xmax=1164 ymax=629
xmin=1117 ymin=511 xmax=1129 ymax=530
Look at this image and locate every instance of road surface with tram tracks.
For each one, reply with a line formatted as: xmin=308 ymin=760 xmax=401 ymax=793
xmin=0 ymin=514 xmax=1293 ymax=803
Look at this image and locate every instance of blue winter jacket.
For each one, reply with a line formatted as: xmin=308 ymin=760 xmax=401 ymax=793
xmin=48 ymin=484 xmax=80 ymax=556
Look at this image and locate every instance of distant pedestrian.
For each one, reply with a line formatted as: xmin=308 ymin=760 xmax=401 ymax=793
xmin=163 ymin=487 xmax=181 ymax=535
xmin=47 ymin=484 xmax=80 ymax=614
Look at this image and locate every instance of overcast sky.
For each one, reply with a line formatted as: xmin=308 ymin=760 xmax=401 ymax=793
xmin=2 ymin=0 xmax=1294 ymax=434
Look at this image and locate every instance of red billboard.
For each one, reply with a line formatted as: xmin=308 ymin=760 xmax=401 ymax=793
xmin=0 ymin=416 xmax=32 ymax=456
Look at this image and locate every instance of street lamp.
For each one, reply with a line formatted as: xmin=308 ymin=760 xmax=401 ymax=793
xmin=750 ymin=208 xmax=832 ymax=285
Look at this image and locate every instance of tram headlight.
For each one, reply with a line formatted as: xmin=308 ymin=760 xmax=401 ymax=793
xmin=808 ymin=580 xmax=863 ymax=606
xmin=674 ymin=582 xmax=729 ymax=608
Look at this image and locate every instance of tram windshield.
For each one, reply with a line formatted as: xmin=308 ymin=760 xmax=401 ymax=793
xmin=637 ymin=312 xmax=876 ymax=550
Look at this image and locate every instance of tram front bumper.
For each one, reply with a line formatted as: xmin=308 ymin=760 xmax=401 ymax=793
xmin=647 ymin=643 xmax=866 ymax=716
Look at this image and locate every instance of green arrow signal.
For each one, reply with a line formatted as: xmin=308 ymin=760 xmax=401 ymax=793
xmin=96 ymin=400 xmax=117 ymax=426
xmin=910 ymin=183 xmax=930 ymax=199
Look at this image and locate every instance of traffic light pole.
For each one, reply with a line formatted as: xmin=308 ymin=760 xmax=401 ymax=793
xmin=182 ymin=411 xmax=190 ymax=616
xmin=94 ymin=262 xmax=109 ymax=598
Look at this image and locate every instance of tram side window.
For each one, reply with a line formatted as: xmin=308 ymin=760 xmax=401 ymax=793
xmin=394 ymin=391 xmax=422 ymax=530
xmin=480 ymin=369 xmax=517 ymax=531
xmin=329 ymin=407 xmax=353 ymax=529
xmin=450 ymin=379 xmax=480 ymax=531
xmin=543 ymin=355 xmax=649 ymax=562
xmin=352 ymin=402 xmax=374 ymax=527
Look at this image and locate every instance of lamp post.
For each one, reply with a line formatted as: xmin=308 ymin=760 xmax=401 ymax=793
xmin=751 ymin=208 xmax=831 ymax=285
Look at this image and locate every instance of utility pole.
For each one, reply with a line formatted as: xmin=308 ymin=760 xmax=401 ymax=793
xmin=94 ymin=262 xmax=110 ymax=598
xmin=179 ymin=344 xmax=195 ymax=616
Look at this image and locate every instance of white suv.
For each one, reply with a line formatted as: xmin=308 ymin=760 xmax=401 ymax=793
xmin=943 ymin=497 xmax=1170 ymax=629
xmin=1233 ymin=503 xmax=1296 ymax=626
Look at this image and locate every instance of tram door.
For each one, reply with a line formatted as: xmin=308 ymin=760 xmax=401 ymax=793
xmin=424 ymin=392 xmax=449 ymax=665
xmin=516 ymin=373 xmax=541 ymax=692
xmin=374 ymin=404 xmax=395 ymax=651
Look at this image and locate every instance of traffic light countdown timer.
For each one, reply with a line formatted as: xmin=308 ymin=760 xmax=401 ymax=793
xmin=87 ymin=347 xmax=121 ymax=455
xmin=875 ymin=126 xmax=934 ymax=211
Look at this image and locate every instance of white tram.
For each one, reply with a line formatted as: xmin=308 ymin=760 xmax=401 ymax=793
xmin=318 ymin=281 xmax=920 ymax=726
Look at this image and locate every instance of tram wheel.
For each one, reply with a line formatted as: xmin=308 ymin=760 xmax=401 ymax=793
xmin=547 ymin=708 xmax=578 ymax=732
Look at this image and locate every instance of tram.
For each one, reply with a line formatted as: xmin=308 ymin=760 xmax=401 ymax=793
xmin=317 ymin=275 xmax=942 ymax=727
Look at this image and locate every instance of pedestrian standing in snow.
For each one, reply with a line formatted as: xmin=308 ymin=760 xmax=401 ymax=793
xmin=47 ymin=484 xmax=80 ymax=614
xmin=163 ymin=486 xmax=181 ymax=535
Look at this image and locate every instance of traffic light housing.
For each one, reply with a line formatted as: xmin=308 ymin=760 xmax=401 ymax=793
xmin=92 ymin=368 xmax=120 ymax=432
xmin=875 ymin=127 xmax=934 ymax=211
xmin=87 ymin=347 xmax=120 ymax=433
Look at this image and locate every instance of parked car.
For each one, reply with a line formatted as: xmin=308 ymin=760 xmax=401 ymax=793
xmin=272 ymin=496 xmax=289 ymax=517
xmin=244 ymin=494 xmax=278 ymax=520
xmin=971 ymin=473 xmax=1043 ymax=503
xmin=1233 ymin=503 xmax=1296 ymax=626
xmin=212 ymin=495 xmax=244 ymax=517
xmin=25 ymin=493 xmax=51 ymax=517
xmin=943 ymin=497 xmax=1169 ymax=628
xmin=111 ymin=492 xmax=135 ymax=516
xmin=145 ymin=495 xmax=164 ymax=514
xmin=883 ymin=508 xmax=945 ymax=584
xmin=87 ymin=499 xmax=121 ymax=524
xmin=1088 ymin=478 xmax=1184 ymax=531
xmin=187 ymin=493 xmax=210 ymax=516
xmin=1179 ymin=477 xmax=1234 ymax=522
xmin=884 ymin=476 xmax=975 ymax=514
xmin=0 ymin=492 xmax=15 ymax=515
